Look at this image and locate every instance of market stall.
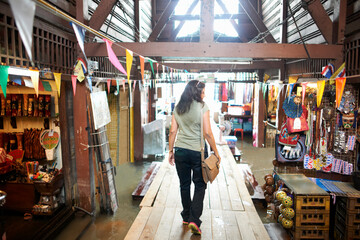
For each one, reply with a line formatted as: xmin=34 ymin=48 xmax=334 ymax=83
xmin=261 ymin=78 xmax=360 ymax=239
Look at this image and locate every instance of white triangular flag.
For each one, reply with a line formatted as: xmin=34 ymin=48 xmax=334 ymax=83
xmin=71 ymin=22 xmax=87 ymax=62
xmin=9 ymin=0 xmax=36 ymax=62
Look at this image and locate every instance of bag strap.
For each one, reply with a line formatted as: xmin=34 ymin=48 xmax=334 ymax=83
xmin=200 ymin=107 xmax=204 ymax=163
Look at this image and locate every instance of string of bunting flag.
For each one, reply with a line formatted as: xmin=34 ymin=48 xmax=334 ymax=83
xmin=2 ymin=0 xmax=186 ymax=97
xmin=260 ymin=62 xmax=347 ymax=109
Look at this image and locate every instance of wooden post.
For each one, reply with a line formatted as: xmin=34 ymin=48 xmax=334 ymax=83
xmin=59 ymin=81 xmax=76 ymax=206
xmin=133 ymin=77 xmax=144 ymax=161
xmin=73 ymin=82 xmax=95 ymax=213
xmin=257 ymin=70 xmax=265 ymax=148
xmin=200 ymin=0 xmax=214 ymax=42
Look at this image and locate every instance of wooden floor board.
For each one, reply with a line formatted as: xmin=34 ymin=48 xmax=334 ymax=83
xmin=200 ymin=209 xmax=212 ymax=240
xmin=153 ymin=207 xmax=177 ymax=240
xmin=165 ymin=168 xmax=180 ymax=208
xmin=154 ymin=166 xmax=173 ymax=207
xmin=138 ymin=207 xmax=165 ymax=239
xmin=216 ymin=165 xmax=232 ymax=210
xmin=211 ymin=209 xmax=227 ymax=239
xmin=124 ymin=207 xmax=152 ymax=240
xmin=235 ymin=211 xmax=256 ymax=240
xmin=208 ymin=177 xmax=222 ymax=210
xmin=223 ymin=210 xmax=242 ymax=240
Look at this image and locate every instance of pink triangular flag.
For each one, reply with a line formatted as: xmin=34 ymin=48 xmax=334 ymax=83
xmin=107 ymin=79 xmax=111 ymax=94
xmin=103 ymin=38 xmax=127 ymax=75
xmin=71 ymin=75 xmax=77 ymax=96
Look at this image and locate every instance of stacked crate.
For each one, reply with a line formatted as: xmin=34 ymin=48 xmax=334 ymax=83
xmin=334 ymin=196 xmax=360 ymax=240
xmin=279 ymin=174 xmax=330 ymax=240
xmin=292 ymin=195 xmax=331 ymax=239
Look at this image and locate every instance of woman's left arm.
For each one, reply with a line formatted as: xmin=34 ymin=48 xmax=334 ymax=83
xmin=168 ymin=114 xmax=178 ymax=166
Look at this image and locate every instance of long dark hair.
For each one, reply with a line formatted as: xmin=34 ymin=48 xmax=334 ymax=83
xmin=176 ymin=80 xmax=205 ymax=115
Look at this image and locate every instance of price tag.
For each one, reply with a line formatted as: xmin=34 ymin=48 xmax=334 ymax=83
xmin=294 ymin=118 xmax=301 ymax=129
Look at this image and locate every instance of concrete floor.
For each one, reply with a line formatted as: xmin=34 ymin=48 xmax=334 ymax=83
xmin=55 ymin=133 xmax=276 ymax=239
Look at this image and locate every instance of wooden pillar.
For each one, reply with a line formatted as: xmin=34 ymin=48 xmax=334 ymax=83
xmin=134 ymin=0 xmax=140 ymax=42
xmin=257 ymin=70 xmax=265 ymax=148
xmin=280 ymin=0 xmax=287 ymax=44
xmin=73 ymin=82 xmax=95 ymax=213
xmin=148 ymin=84 xmax=156 ymax=122
xmin=133 ymin=77 xmax=144 ymax=161
xmin=59 ymin=81 xmax=76 ymax=206
xmin=277 ymin=63 xmax=286 ymax=130
xmin=200 ymin=0 xmax=214 ymax=42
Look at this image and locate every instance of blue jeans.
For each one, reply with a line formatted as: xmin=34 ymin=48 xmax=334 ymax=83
xmin=174 ymin=147 xmax=207 ymax=227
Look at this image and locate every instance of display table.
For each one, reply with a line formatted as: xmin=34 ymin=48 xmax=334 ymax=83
xmin=0 ymin=182 xmax=37 ymax=212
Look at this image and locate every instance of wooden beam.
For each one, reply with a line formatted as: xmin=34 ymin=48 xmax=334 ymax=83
xmin=85 ymin=42 xmax=343 ymax=59
xmin=171 ymin=13 xmax=247 ymax=21
xmin=280 ymin=0 xmax=287 ymax=43
xmin=170 ymin=0 xmax=199 ymax=41
xmin=200 ymin=0 xmax=215 ymax=42
xmin=216 ymin=0 xmax=247 ymax=42
xmin=238 ymin=0 xmax=276 ymax=43
xmin=332 ymin=0 xmax=347 ymax=44
xmin=148 ymin=0 xmax=179 ymax=41
xmin=164 ymin=61 xmax=283 ymax=71
xmin=305 ymin=0 xmax=332 ymax=44
xmin=89 ymin=0 xmax=117 ymax=31
xmin=135 ymin=0 xmax=140 ymax=42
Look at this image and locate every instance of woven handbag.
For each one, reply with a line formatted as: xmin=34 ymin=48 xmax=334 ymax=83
xmin=200 ymin=108 xmax=220 ymax=184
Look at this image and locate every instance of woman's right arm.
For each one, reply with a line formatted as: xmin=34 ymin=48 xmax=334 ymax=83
xmin=202 ymin=110 xmax=221 ymax=163
xmin=168 ymin=114 xmax=178 ymax=166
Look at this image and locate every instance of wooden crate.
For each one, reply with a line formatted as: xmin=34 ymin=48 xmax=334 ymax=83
xmin=340 ymin=196 xmax=360 ymax=211
xmin=336 ymin=201 xmax=360 ymax=226
xmin=295 ymin=195 xmax=331 ymax=212
xmin=291 ymin=227 xmax=329 ymax=240
xmin=334 ymin=224 xmax=360 ymax=240
xmin=295 ymin=211 xmax=330 ymax=227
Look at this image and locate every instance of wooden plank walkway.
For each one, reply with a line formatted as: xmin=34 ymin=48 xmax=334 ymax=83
xmin=125 ymin=144 xmax=270 ymax=240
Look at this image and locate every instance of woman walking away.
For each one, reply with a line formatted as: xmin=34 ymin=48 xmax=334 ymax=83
xmin=168 ymin=80 xmax=221 ymax=235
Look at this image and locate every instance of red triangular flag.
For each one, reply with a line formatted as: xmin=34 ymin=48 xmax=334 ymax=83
xmin=38 ymin=80 xmax=45 ymax=91
xmin=107 ymin=79 xmax=111 ymax=94
xmin=71 ymin=75 xmax=77 ymax=96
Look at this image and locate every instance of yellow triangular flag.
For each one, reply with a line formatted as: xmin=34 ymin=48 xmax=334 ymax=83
xmin=264 ymin=74 xmax=270 ymax=82
xmin=30 ymin=69 xmax=39 ymax=97
xmin=288 ymin=76 xmax=298 ymax=96
xmin=126 ymin=49 xmax=133 ymax=83
xmin=317 ymin=80 xmax=325 ymax=107
xmin=74 ymin=61 xmax=85 ymax=82
xmin=289 ymin=76 xmax=298 ymax=84
xmin=53 ymin=72 xmax=62 ymax=98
